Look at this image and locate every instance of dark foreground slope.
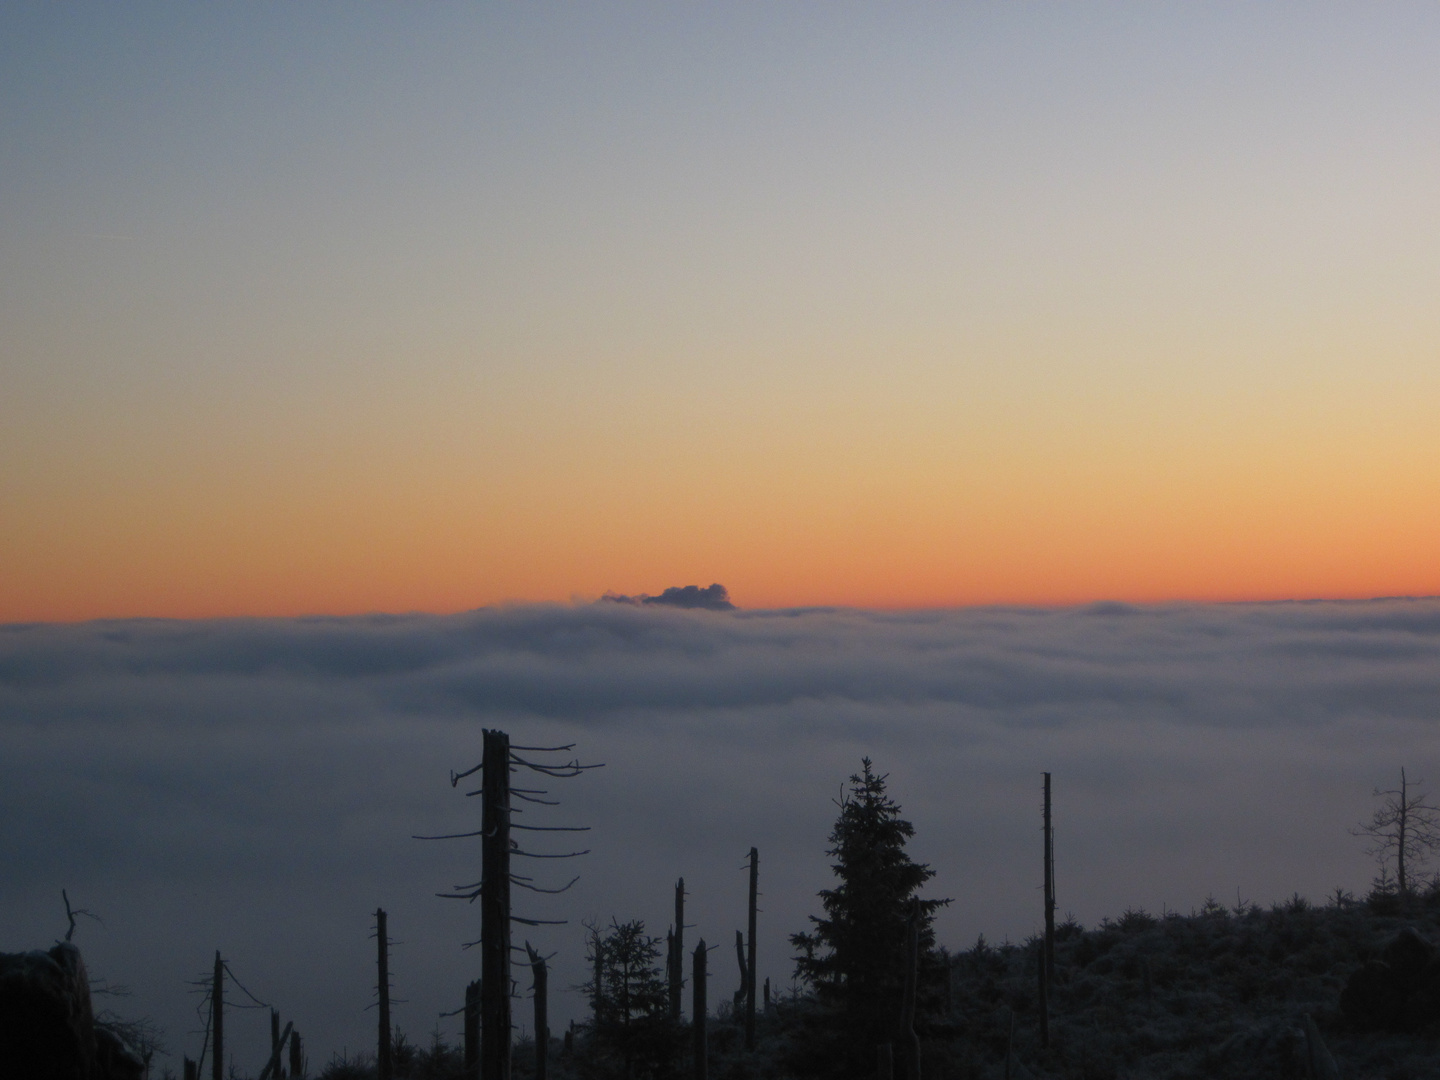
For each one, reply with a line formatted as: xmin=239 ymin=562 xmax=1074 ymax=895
xmin=309 ymin=890 xmax=1440 ymax=1080
xmin=924 ymin=889 xmax=1440 ymax=1080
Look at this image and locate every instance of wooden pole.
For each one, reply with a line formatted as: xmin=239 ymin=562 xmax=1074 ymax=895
xmin=211 ymin=951 xmax=223 ymax=1080
xmin=481 ymin=729 xmax=513 ymax=1080
xmin=692 ymin=940 xmax=707 ymax=1080
xmin=745 ymin=847 xmax=758 ymax=1051
xmin=377 ymin=908 xmax=392 ymax=1080
xmin=270 ymin=1010 xmax=281 ymax=1078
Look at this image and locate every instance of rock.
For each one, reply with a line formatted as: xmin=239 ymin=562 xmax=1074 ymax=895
xmin=95 ymin=1025 xmax=145 ymax=1080
xmin=0 ymin=942 xmax=99 ymax=1080
xmin=1340 ymin=927 xmax=1440 ymax=1033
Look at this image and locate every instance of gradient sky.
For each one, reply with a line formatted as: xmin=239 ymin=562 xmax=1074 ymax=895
xmin=4 ymin=4 xmax=1440 ymax=620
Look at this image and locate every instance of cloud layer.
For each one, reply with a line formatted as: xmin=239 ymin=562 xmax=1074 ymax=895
xmin=4 ymin=598 xmax=1440 ymax=1072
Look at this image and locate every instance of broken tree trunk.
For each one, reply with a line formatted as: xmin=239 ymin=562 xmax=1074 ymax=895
xmin=1043 ymin=773 xmax=1055 ymax=983
xmin=465 ymin=979 xmax=480 ymax=1080
xmin=1037 ymin=941 xmax=1049 ymax=1049
xmin=746 ymin=846 xmax=758 ymax=1051
xmin=734 ymin=930 xmax=748 ymax=1015
xmin=669 ymin=877 xmax=685 ymax=1020
xmin=377 ymin=908 xmax=392 ymax=1080
xmin=480 ymin=728 xmax=513 ymax=1080
xmin=290 ymin=1031 xmax=304 ymax=1079
xmin=526 ymin=945 xmax=548 ymax=1080
xmin=212 ymin=951 xmax=224 ymax=1080
xmin=693 ymin=940 xmax=707 ymax=1080
xmin=258 ymin=1020 xmax=293 ymax=1080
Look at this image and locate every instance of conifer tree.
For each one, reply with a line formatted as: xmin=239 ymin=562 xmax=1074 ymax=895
xmin=581 ymin=919 xmax=675 ymax=1078
xmin=791 ymin=759 xmax=948 ymax=1074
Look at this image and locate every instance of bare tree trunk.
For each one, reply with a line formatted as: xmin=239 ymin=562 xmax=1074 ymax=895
xmin=693 ymin=941 xmax=707 ymax=1080
xmin=1043 ymin=773 xmax=1055 ymax=982
xmin=1399 ymin=768 xmax=1410 ymax=894
xmin=526 ymin=945 xmax=548 ymax=1080
xmin=733 ymin=931 xmax=747 ymax=1016
xmin=271 ymin=1010 xmax=281 ymax=1078
xmin=290 ymin=1031 xmax=304 ymax=1080
xmin=464 ymin=980 xmax=480 ymax=1080
xmin=258 ymin=1021 xmax=293 ymax=1080
xmin=481 ymin=729 xmax=513 ymax=1080
xmin=184 ymin=1058 xmax=197 ymax=1080
xmin=377 ymin=908 xmax=393 ymax=1080
xmin=745 ymin=847 xmax=758 ymax=1052
xmin=1036 ymin=941 xmax=1049 ymax=1049
xmin=669 ymin=878 xmax=685 ymax=1020
xmin=212 ymin=951 xmax=223 ymax=1080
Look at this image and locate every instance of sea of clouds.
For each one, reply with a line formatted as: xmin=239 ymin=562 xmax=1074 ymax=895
xmin=4 ymin=598 xmax=1440 ymax=1073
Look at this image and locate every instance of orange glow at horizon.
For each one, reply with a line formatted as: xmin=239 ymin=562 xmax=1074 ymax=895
xmin=6 ymin=7 xmax=1440 ymax=624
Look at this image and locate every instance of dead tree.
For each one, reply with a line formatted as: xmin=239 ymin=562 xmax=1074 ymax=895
xmin=419 ymin=729 xmax=600 ymax=1080
xmin=668 ymin=877 xmax=686 ymax=1020
xmin=693 ymin=940 xmax=708 ymax=1080
xmin=733 ymin=930 xmax=748 ymax=1015
xmin=1036 ymin=941 xmax=1049 ymax=1049
xmin=1353 ymin=768 xmax=1440 ymax=895
xmin=196 ymin=953 xmax=271 ymax=1080
xmin=257 ymin=1020 xmax=293 ymax=1080
xmin=1043 ymin=773 xmax=1055 ymax=982
xmin=211 ymin=952 xmax=223 ymax=1080
xmin=464 ymin=980 xmax=480 ymax=1080
xmin=526 ymin=944 xmax=549 ymax=1080
xmin=290 ymin=1031 xmax=304 ymax=1079
xmin=745 ymin=846 xmax=758 ymax=1051
xmin=376 ymin=909 xmax=393 ymax=1080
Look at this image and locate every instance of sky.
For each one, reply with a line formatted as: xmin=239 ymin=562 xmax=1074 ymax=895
xmin=4 ymin=3 xmax=1440 ymax=620
xmin=4 ymin=8 xmax=1440 ymax=1075
xmin=6 ymin=598 xmax=1440 ymax=1074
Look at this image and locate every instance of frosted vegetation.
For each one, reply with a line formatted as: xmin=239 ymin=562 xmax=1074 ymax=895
xmin=270 ymin=768 xmax=1440 ymax=1080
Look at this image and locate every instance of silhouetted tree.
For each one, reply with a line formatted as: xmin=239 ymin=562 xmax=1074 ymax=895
xmin=790 ymin=759 xmax=948 ymax=1078
xmin=1353 ymin=768 xmax=1440 ymax=896
xmin=580 ymin=919 xmax=676 ymax=1079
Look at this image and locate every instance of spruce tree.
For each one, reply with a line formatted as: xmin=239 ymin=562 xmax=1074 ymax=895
xmin=581 ymin=919 xmax=676 ymax=1078
xmin=791 ymin=759 xmax=948 ymax=1073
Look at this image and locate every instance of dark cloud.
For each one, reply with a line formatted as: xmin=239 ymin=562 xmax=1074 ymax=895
xmin=4 ymin=598 xmax=1440 ymax=1073
xmin=600 ymin=583 xmax=735 ymax=611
